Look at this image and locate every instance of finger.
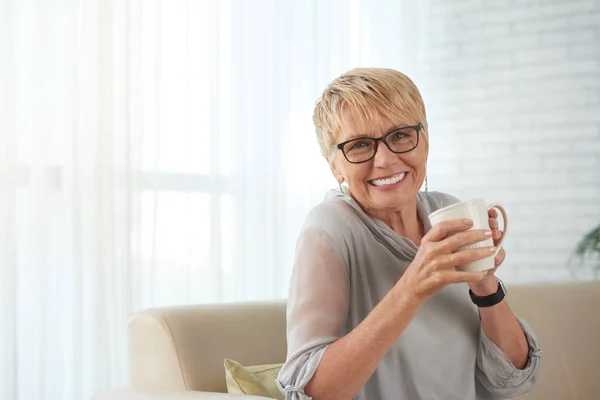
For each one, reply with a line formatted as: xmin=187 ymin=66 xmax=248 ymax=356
xmin=495 ymin=248 xmax=506 ymax=266
xmin=439 ymin=229 xmax=492 ymax=253
xmin=439 ymin=246 xmax=496 ymax=269
xmin=450 ymin=246 xmax=496 ymax=267
xmin=425 ymin=218 xmax=473 ymax=242
xmin=493 ymin=229 xmax=502 ymax=241
xmin=488 ymin=217 xmax=499 ymax=230
xmin=446 ymin=270 xmax=489 ymax=284
xmin=488 ymin=208 xmax=498 ymax=219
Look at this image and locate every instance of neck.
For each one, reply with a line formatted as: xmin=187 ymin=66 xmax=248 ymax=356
xmin=364 ymin=199 xmax=424 ymax=245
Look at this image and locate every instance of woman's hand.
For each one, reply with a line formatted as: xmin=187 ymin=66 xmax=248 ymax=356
xmin=401 ymin=218 xmax=495 ymax=304
xmin=468 ymin=208 xmax=507 ymax=295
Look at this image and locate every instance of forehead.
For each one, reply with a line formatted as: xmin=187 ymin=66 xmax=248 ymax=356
xmin=335 ymin=106 xmax=416 ymax=142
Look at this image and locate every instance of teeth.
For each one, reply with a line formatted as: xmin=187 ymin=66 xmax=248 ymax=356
xmin=371 ymin=172 xmax=406 ymax=187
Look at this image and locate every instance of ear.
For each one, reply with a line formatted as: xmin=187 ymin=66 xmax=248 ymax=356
xmin=328 ymin=156 xmax=344 ymax=184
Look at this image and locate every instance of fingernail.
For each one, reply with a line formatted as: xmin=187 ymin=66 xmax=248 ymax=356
xmin=489 ymin=246 xmax=496 ymax=253
xmin=484 ymin=230 xmax=492 ymax=237
xmin=464 ymin=219 xmax=473 ymax=226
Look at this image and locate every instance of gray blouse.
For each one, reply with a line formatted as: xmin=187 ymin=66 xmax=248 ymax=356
xmin=276 ymin=189 xmax=541 ymax=400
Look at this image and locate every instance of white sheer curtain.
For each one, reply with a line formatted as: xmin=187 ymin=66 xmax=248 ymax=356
xmin=0 ymin=0 xmax=417 ymax=399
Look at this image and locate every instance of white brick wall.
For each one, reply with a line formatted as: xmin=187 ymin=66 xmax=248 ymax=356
xmin=418 ymin=0 xmax=600 ymax=283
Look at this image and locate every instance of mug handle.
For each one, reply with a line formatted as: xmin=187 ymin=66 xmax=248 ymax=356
xmin=487 ymin=204 xmax=507 ymax=257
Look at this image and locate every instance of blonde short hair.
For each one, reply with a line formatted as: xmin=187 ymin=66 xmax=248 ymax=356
xmin=313 ymin=68 xmax=428 ymax=159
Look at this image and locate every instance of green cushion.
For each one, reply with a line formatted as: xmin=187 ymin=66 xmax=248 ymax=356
xmin=224 ymin=359 xmax=284 ymax=400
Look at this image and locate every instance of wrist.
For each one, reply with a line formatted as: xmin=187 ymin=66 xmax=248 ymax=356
xmin=395 ymin=278 xmax=426 ymax=310
xmin=469 ymin=276 xmax=498 ymax=296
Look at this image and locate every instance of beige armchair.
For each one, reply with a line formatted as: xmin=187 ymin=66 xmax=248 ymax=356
xmin=93 ymin=283 xmax=600 ymax=400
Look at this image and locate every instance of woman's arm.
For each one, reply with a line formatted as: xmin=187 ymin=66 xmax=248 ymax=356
xmin=304 ymin=276 xmax=421 ymax=400
xmin=471 ymin=280 xmax=541 ymax=397
xmin=280 ymin=230 xmax=414 ymax=400
xmin=471 ymin=281 xmax=529 ymax=369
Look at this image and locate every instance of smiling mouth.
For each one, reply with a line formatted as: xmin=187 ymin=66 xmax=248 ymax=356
xmin=369 ymin=172 xmax=407 ymax=187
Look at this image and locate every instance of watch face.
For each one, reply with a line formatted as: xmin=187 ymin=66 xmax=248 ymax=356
xmin=498 ymin=279 xmax=507 ymax=295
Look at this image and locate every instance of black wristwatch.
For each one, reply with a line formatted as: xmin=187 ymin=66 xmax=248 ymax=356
xmin=469 ymin=279 xmax=507 ymax=308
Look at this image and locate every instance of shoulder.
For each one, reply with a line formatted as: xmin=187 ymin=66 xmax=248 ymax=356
xmin=302 ymin=194 xmax=357 ymax=239
xmin=299 ymin=192 xmax=364 ymax=266
xmin=417 ymin=191 xmax=461 ymax=213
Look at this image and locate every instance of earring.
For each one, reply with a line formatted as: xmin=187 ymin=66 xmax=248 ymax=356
xmin=338 ymin=178 xmax=345 ymax=193
xmin=425 ymin=175 xmax=429 ymax=192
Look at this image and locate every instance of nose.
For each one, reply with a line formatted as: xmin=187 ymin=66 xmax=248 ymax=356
xmin=372 ymin=141 xmax=400 ymax=168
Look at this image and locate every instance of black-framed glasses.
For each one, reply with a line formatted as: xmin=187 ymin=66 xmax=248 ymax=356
xmin=334 ymin=123 xmax=423 ymax=164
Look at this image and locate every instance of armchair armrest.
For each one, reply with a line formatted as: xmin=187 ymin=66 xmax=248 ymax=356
xmin=128 ymin=301 xmax=286 ymax=392
xmin=92 ymin=388 xmax=273 ymax=400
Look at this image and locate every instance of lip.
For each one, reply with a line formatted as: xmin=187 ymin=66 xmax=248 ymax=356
xmin=368 ymin=172 xmax=408 ymax=190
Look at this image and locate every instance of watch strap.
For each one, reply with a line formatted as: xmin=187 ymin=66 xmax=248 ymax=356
xmin=469 ymin=280 xmax=506 ymax=308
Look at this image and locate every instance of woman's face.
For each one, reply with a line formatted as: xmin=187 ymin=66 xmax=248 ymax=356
xmin=330 ymin=110 xmax=428 ymax=213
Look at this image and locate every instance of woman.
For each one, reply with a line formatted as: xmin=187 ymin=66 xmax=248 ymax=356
xmin=276 ymin=68 xmax=541 ymax=400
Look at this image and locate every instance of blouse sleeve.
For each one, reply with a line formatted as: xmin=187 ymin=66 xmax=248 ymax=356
xmin=276 ymin=229 xmax=350 ymax=400
xmin=476 ymin=317 xmax=542 ymax=397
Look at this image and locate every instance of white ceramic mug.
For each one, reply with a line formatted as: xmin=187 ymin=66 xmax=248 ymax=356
xmin=427 ymin=198 xmax=508 ymax=272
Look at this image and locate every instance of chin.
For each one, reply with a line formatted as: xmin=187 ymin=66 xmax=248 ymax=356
xmin=372 ymin=190 xmax=413 ymax=210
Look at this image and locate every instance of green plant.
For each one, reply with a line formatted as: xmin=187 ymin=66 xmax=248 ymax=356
xmin=571 ymin=224 xmax=600 ymax=278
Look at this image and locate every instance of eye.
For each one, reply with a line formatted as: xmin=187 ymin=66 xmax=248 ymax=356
xmin=348 ymin=140 xmax=372 ymax=151
xmin=390 ymin=131 xmax=408 ymax=141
